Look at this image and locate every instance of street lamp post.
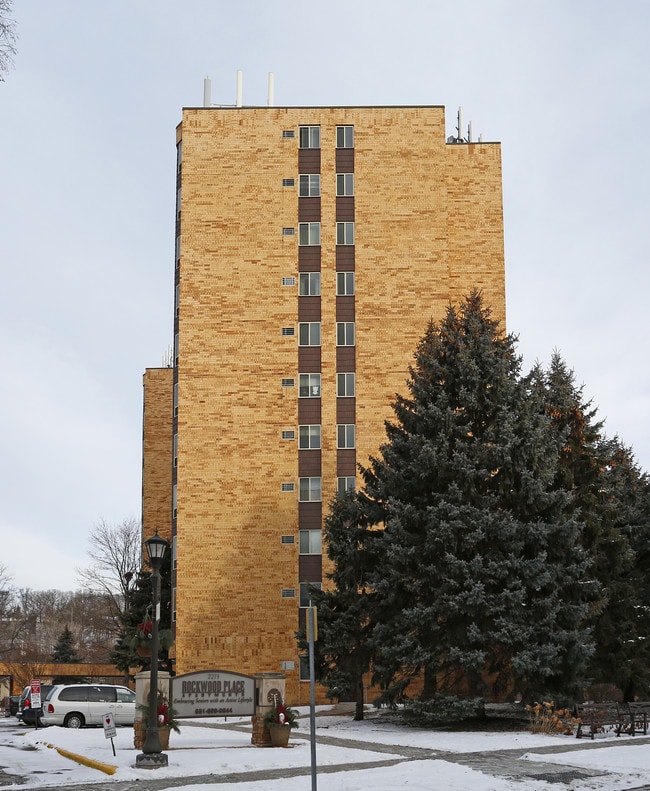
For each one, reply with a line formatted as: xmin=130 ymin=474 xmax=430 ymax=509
xmin=136 ymin=530 xmax=169 ymax=769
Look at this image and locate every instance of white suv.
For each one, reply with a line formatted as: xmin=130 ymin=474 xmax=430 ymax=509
xmin=41 ymin=684 xmax=136 ymax=728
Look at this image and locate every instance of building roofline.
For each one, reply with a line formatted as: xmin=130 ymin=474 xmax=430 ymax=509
xmin=181 ymin=104 xmax=447 ymax=111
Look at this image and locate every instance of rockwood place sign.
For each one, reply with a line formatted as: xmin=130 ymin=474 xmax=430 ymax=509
xmin=170 ymin=670 xmax=255 ymax=718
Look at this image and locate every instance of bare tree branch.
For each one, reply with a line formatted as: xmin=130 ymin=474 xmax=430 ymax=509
xmin=0 ymin=0 xmax=18 ymax=80
xmin=76 ymin=518 xmax=142 ymax=629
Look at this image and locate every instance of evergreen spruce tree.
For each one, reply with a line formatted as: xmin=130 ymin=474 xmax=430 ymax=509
xmin=51 ymin=625 xmax=81 ymax=663
xmin=361 ymin=292 xmax=593 ymax=704
xmin=541 ymin=353 xmax=650 ymax=698
xmin=111 ymin=554 xmax=174 ymax=677
xmin=300 ymin=491 xmax=379 ymax=720
xmin=591 ymin=438 xmax=650 ymax=698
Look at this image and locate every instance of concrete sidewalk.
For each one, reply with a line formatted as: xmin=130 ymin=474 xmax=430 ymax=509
xmin=4 ymin=720 xmax=650 ymax=791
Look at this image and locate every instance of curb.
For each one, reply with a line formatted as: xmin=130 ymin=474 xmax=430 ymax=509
xmin=43 ymin=743 xmax=117 ymax=775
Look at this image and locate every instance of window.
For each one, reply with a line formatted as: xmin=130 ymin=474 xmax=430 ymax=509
xmin=300 ymin=581 xmax=322 ymax=607
xmin=281 ymin=378 xmax=295 ymax=387
xmin=336 ymin=173 xmax=354 ymax=196
xmin=282 ymin=327 xmax=295 ymax=337
xmin=299 ymin=425 xmax=321 ymax=449
xmin=281 ymin=482 xmax=295 ymax=492
xmin=173 ymin=382 xmax=178 ymax=416
xmin=282 ymin=129 xmax=296 ymax=138
xmin=299 ymin=222 xmax=321 ymax=246
xmin=299 ymin=174 xmax=321 ymax=197
xmin=299 ymin=373 xmax=321 ymax=397
xmin=337 ymin=372 xmax=355 ymax=397
xmin=282 ymin=178 xmax=295 ymax=187
xmin=336 ymin=271 xmax=355 ymax=295
xmin=336 ymin=222 xmax=355 ymax=245
xmin=337 ymin=424 xmax=356 ymax=449
xmin=299 ymin=126 xmax=320 ymax=148
xmin=337 ymin=476 xmax=356 ymax=496
xmin=117 ymin=688 xmax=136 ymax=703
xmin=282 ymin=276 xmax=296 ymax=286
xmin=173 ymin=433 xmax=178 ymax=467
xmin=299 ymin=477 xmax=322 ymax=502
xmin=299 ymin=530 xmax=322 ymax=555
xmin=336 ymin=125 xmax=354 ymax=148
xmin=299 ymin=272 xmax=320 ymax=296
xmin=282 ymin=430 xmax=295 ymax=440
xmin=337 ymin=322 xmax=355 ymax=346
xmin=282 ymin=227 xmax=295 ymax=236
xmin=299 ymin=322 xmax=321 ymax=346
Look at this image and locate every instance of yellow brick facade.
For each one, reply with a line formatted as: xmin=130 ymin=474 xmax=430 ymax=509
xmin=142 ymin=368 xmax=174 ymax=544
xmin=145 ymin=106 xmax=505 ymax=705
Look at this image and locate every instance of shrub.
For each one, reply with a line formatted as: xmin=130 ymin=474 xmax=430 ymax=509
xmin=401 ymin=695 xmax=484 ymax=727
xmin=525 ymin=701 xmax=577 ymax=735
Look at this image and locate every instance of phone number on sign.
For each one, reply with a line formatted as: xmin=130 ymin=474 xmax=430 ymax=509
xmin=193 ymin=707 xmax=234 ymax=716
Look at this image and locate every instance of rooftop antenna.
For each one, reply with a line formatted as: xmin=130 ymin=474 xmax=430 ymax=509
xmin=267 ymin=72 xmax=275 ymax=107
xmin=447 ymin=106 xmax=483 ymax=143
xmin=203 ymin=76 xmax=211 ymax=108
xmin=236 ymin=70 xmax=243 ymax=107
xmin=162 ymin=345 xmax=173 ymax=368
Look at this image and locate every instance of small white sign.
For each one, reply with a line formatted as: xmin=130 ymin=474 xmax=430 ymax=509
xmin=30 ymin=679 xmax=41 ymax=710
xmin=103 ymin=712 xmax=116 ymax=739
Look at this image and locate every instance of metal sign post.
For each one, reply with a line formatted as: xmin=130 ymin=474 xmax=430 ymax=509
xmin=103 ymin=712 xmax=117 ymax=756
xmin=307 ymin=604 xmax=318 ymax=791
xmin=30 ymin=679 xmax=41 ymax=730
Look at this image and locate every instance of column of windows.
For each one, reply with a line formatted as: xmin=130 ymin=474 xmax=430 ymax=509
xmin=280 ymin=125 xmax=356 ymax=673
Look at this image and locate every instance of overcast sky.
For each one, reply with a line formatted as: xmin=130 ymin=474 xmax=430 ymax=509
xmin=2 ymin=0 xmax=649 ymax=591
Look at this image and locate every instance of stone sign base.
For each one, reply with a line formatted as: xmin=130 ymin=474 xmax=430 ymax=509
xmin=251 ymin=714 xmax=272 ymax=747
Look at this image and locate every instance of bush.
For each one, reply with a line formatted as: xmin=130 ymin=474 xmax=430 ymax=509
xmin=525 ymin=701 xmax=577 ymax=735
xmin=401 ymin=695 xmax=485 ymax=727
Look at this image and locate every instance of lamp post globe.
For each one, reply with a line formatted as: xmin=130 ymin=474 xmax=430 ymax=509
xmin=135 ymin=530 xmax=170 ymax=769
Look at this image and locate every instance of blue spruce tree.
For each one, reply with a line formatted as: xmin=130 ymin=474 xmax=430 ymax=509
xmin=362 ymin=292 xmax=593 ymax=705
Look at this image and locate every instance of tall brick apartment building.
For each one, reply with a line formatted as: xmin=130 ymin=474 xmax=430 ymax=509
xmin=142 ymin=104 xmax=506 ymax=703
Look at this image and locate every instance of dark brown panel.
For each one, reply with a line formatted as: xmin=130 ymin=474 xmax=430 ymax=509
xmin=299 ymin=554 xmax=323 ymax=582
xmin=337 ymin=449 xmax=357 ymax=476
xmin=336 ymin=295 xmax=355 ymax=322
xmin=299 ymin=451 xmax=322 ymax=477
xmin=336 ymin=398 xmax=356 ymax=423
xmin=336 ymin=149 xmax=354 ymax=172
xmin=335 ymin=246 xmax=355 ymax=269
xmin=299 ymin=501 xmax=322 ymax=529
xmin=336 ymin=346 xmax=356 ymax=370
xmin=298 ymin=399 xmax=322 ymax=424
xmin=299 ymin=347 xmax=322 ymax=372
xmin=299 ymin=197 xmax=321 ymax=222
xmin=336 ymin=197 xmax=355 ymax=222
xmin=298 ymin=149 xmax=321 ymax=173
xmin=299 ymin=246 xmax=321 ymax=270
xmin=298 ymin=296 xmax=321 ymax=322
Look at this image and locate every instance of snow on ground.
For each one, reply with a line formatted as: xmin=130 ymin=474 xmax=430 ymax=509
xmin=1 ymin=708 xmax=650 ymax=790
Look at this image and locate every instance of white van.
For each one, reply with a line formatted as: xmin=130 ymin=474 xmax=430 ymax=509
xmin=41 ymin=684 xmax=136 ymax=728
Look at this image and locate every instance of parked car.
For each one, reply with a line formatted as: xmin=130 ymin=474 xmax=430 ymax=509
xmin=4 ymin=696 xmax=20 ymax=717
xmin=17 ymin=685 xmax=53 ymax=727
xmin=41 ymin=684 xmax=136 ymax=728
